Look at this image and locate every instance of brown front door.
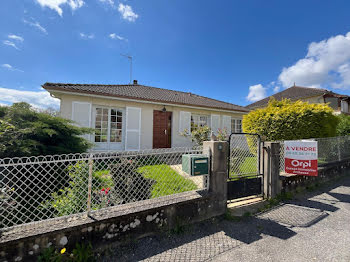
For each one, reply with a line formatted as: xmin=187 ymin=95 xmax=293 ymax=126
xmin=153 ymin=110 xmax=172 ymax=148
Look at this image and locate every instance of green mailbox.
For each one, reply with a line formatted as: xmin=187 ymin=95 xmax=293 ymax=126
xmin=182 ymin=154 xmax=209 ymax=176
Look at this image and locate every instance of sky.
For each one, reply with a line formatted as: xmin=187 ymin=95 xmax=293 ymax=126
xmin=1 ymin=0 xmax=350 ymax=109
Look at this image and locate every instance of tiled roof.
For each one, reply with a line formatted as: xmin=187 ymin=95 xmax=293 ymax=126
xmin=246 ymin=86 xmax=346 ymax=109
xmin=43 ymin=82 xmax=249 ymax=112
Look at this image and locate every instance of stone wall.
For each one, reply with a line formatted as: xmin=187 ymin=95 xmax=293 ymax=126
xmin=281 ymin=159 xmax=350 ymax=193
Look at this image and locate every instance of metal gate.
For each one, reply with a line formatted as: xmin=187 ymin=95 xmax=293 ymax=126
xmin=227 ymin=133 xmax=263 ymax=201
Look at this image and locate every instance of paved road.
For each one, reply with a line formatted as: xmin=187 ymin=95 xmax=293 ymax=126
xmin=102 ymin=176 xmax=350 ymax=262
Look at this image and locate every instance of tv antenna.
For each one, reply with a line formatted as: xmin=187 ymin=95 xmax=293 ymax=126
xmin=121 ymin=54 xmax=133 ymax=84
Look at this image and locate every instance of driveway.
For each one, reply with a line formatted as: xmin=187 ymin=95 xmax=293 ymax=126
xmin=101 ymin=176 xmax=350 ymax=262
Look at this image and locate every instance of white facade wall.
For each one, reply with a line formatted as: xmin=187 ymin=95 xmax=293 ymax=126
xmin=55 ymin=92 xmax=246 ymax=151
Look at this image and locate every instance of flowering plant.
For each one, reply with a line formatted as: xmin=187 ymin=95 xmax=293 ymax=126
xmin=217 ymin=128 xmax=229 ymax=141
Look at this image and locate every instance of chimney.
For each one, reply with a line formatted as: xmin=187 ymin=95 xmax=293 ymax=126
xmin=133 ymin=80 xmax=138 ymax=85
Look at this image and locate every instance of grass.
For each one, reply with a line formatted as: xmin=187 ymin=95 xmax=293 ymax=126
xmin=93 ymin=164 xmax=198 ymax=199
xmin=229 ymin=156 xmax=258 ymax=180
xmin=240 ymin=157 xmax=258 ymax=174
xmin=138 ymin=164 xmax=198 ymax=198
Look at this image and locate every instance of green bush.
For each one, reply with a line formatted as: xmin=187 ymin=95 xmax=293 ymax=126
xmin=180 ymin=124 xmax=211 ymax=146
xmin=43 ymin=161 xmax=113 ymax=217
xmin=336 ymin=114 xmax=350 ymax=136
xmin=110 ymin=158 xmax=153 ymax=204
xmin=0 ymin=102 xmax=92 ymax=158
xmin=243 ymin=98 xmax=339 ymax=141
xmin=0 ymin=103 xmax=94 ymax=227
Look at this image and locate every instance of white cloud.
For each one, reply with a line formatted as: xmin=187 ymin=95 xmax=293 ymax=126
xmin=0 ymin=87 xmax=60 ymax=109
xmin=35 ymin=0 xmax=84 ymax=16
xmin=3 ymin=40 xmax=20 ymax=50
xmin=80 ymin=33 xmax=95 ymax=39
xmin=1 ymin=64 xmax=24 ymax=72
xmin=8 ymin=34 xmax=24 ymax=42
xmin=99 ymin=0 xmax=114 ymax=7
xmin=279 ymin=32 xmax=350 ymax=90
xmin=273 ymin=86 xmax=281 ymax=93
xmin=109 ymin=33 xmax=127 ymax=41
xmin=246 ymin=84 xmax=267 ymax=102
xmin=23 ymin=18 xmax=48 ymax=34
xmin=118 ymin=3 xmax=138 ymax=22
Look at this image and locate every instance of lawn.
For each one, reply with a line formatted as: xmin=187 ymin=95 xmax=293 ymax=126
xmin=138 ymin=164 xmax=198 ymax=198
xmin=229 ymin=156 xmax=258 ymax=179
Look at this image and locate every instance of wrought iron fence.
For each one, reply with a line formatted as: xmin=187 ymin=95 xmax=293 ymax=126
xmin=279 ymin=136 xmax=350 ymax=173
xmin=0 ymin=147 xmax=209 ymax=231
xmin=228 ymin=134 xmax=260 ymax=179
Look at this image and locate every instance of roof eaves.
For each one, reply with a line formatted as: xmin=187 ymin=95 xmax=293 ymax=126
xmin=44 ymin=85 xmax=250 ymax=113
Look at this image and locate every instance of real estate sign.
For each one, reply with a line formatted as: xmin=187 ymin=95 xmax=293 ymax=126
xmin=284 ymin=140 xmax=318 ymax=176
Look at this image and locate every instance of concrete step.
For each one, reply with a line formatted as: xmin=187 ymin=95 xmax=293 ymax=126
xmin=227 ymin=195 xmax=267 ymax=217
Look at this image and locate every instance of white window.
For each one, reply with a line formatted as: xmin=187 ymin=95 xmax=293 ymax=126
xmin=94 ymin=107 xmax=123 ymax=143
xmin=231 ymin=119 xmax=242 ymax=133
xmin=191 ymin=114 xmax=209 ymax=131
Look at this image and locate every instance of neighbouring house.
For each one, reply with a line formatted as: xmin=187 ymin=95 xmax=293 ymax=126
xmin=247 ymin=85 xmax=350 ymax=114
xmin=43 ymin=81 xmax=249 ymax=151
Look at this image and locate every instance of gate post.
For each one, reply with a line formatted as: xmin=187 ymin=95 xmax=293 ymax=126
xmin=203 ymin=141 xmax=228 ymax=211
xmin=263 ymin=142 xmax=281 ymax=199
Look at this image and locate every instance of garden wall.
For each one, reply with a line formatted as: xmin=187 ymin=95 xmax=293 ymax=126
xmin=281 ymin=158 xmax=350 ymax=193
xmin=0 ymin=141 xmax=228 ymax=262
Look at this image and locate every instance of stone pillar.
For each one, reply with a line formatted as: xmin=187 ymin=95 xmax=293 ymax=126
xmin=203 ymin=141 xmax=228 ymax=211
xmin=263 ymin=142 xmax=281 ymax=199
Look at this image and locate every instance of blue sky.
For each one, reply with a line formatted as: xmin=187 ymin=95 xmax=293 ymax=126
xmin=1 ymin=0 xmax=350 ymax=109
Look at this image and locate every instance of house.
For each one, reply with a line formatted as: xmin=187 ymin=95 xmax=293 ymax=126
xmin=247 ymin=85 xmax=350 ymax=114
xmin=43 ymin=81 xmax=249 ymax=151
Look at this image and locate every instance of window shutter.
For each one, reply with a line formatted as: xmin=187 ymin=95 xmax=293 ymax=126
xmin=179 ymin=111 xmax=191 ymax=135
xmin=211 ymin=114 xmax=220 ymax=135
xmin=341 ymin=100 xmax=348 ymax=113
xmin=72 ymin=102 xmax=91 ymax=140
xmin=222 ymin=115 xmax=231 ymax=134
xmin=125 ymin=107 xmax=141 ymax=150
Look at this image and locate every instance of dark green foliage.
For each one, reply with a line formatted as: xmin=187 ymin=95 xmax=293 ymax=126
xmin=71 ymin=243 xmax=95 ymax=262
xmin=37 ymin=247 xmax=62 ymax=262
xmin=110 ymin=158 xmax=153 ymax=204
xmin=0 ymin=103 xmax=93 ymax=228
xmin=43 ymin=161 xmax=113 ymax=216
xmin=37 ymin=242 xmax=95 ymax=262
xmin=243 ymin=98 xmax=339 ymax=141
xmin=336 ymin=114 xmax=350 ymax=136
xmin=1 ymin=158 xmax=71 ymax=228
xmin=0 ymin=102 xmax=92 ymax=158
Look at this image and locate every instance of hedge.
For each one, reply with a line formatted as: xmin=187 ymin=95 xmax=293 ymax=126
xmin=243 ymin=98 xmax=339 ymax=141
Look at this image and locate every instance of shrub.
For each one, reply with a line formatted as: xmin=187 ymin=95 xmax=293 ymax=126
xmin=0 ymin=103 xmax=93 ymax=226
xmin=110 ymin=158 xmax=153 ymax=204
xmin=0 ymin=102 xmax=92 ymax=158
xmin=180 ymin=124 xmax=211 ymax=146
xmin=43 ymin=161 xmax=113 ymax=217
xmin=217 ymin=128 xmax=229 ymax=141
xmin=336 ymin=114 xmax=350 ymax=136
xmin=243 ymin=98 xmax=339 ymax=141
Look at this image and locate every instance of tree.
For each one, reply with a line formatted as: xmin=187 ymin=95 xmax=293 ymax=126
xmin=243 ymin=98 xmax=339 ymax=141
xmin=336 ymin=114 xmax=350 ymax=136
xmin=0 ymin=102 xmax=92 ymax=158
